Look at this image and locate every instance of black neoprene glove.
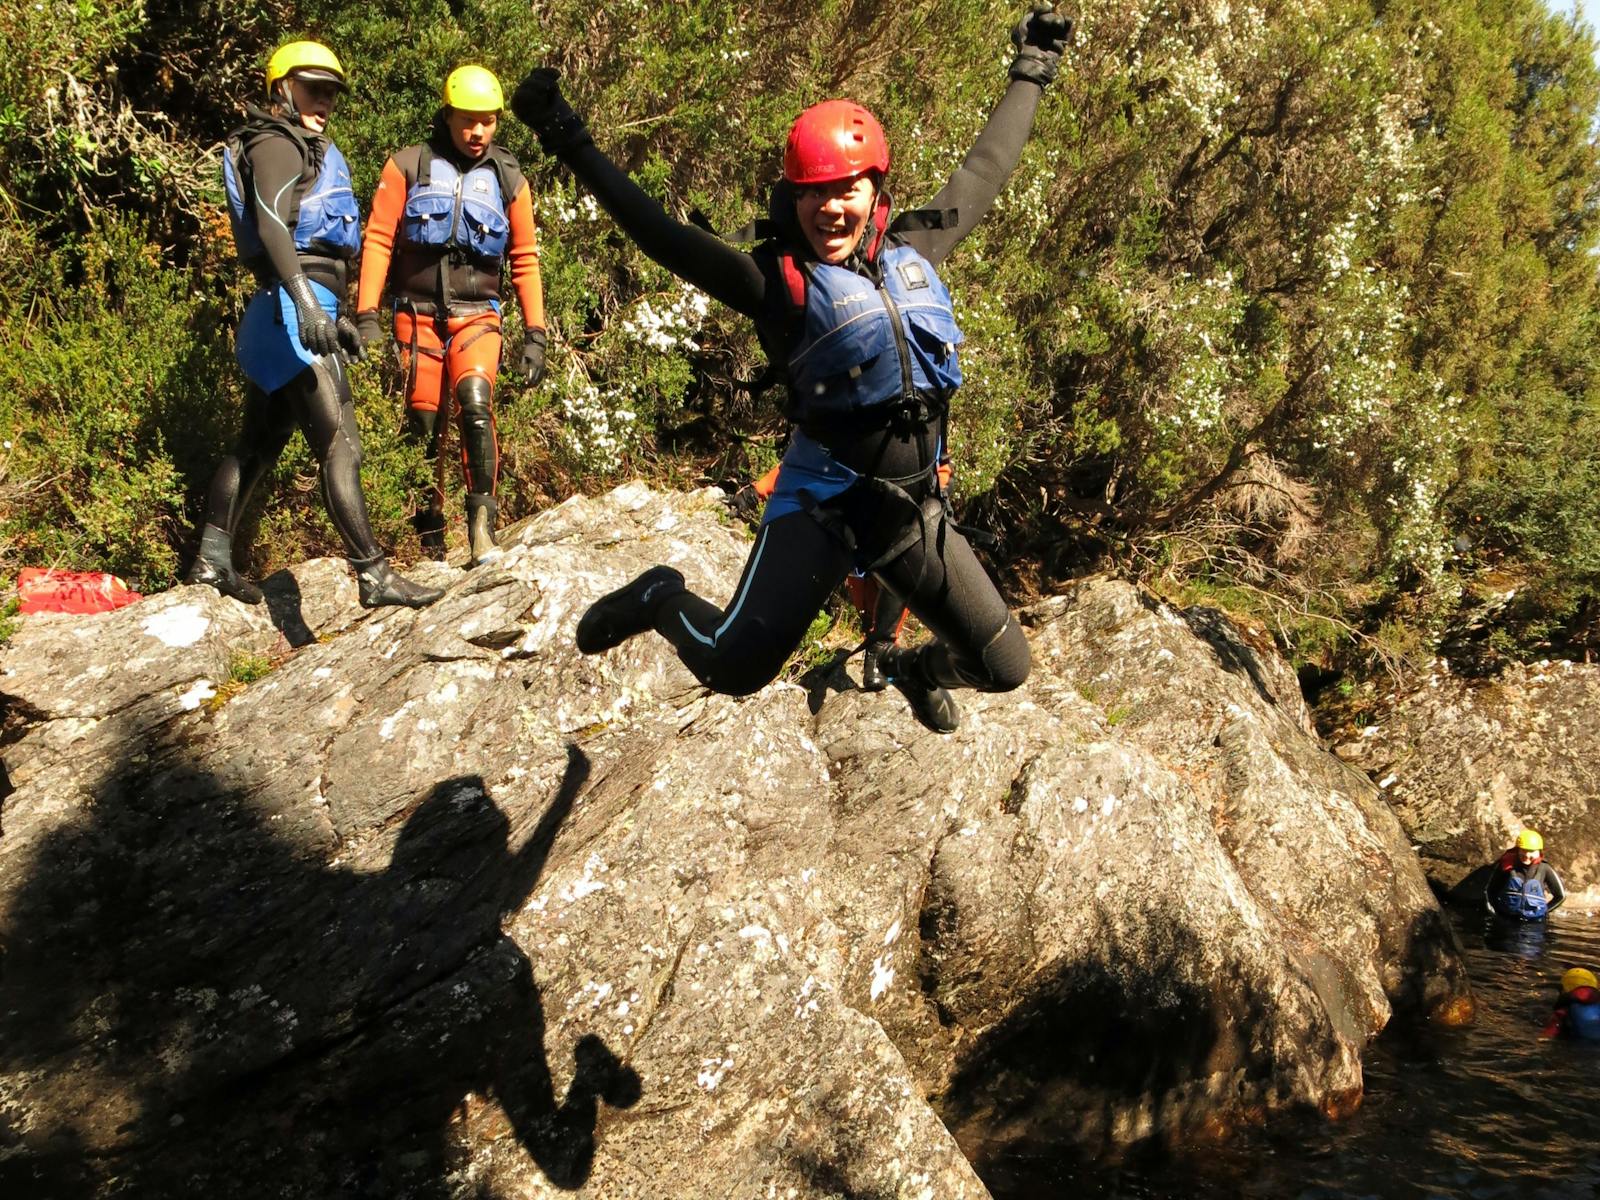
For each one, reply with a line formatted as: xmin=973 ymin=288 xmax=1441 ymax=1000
xmin=355 ymin=310 xmax=384 ymax=355
xmin=521 ymin=327 xmax=548 ymax=385
xmin=1009 ymin=4 xmax=1074 ymax=87
xmin=282 ymin=274 xmax=341 ymax=357
xmin=511 ymin=68 xmax=593 ymax=154
xmin=336 ymin=315 xmax=364 ymax=360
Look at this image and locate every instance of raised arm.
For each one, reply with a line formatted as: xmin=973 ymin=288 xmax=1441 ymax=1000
xmin=512 ymin=69 xmax=769 ymax=318
xmin=906 ymin=5 xmax=1073 ymax=266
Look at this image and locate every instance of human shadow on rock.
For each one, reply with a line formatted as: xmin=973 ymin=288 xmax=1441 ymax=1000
xmin=260 ymin=568 xmax=315 ymax=647
xmin=0 ymin=742 xmax=638 ymax=1198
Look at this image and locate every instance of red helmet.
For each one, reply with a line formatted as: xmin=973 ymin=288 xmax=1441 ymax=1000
xmin=784 ymin=100 xmax=890 ymax=185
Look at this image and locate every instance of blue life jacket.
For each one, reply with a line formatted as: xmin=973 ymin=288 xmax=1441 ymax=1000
xmin=1571 ymin=997 xmax=1600 ymax=1041
xmin=400 ymin=146 xmax=511 ymax=262
xmin=1494 ymin=871 xmax=1549 ymax=921
xmin=223 ymin=119 xmax=361 ymax=265
xmin=784 ymin=242 xmax=963 ymax=423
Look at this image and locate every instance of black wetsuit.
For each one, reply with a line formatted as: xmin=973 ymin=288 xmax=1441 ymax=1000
xmin=555 ymin=81 xmax=1045 ymax=696
xmin=197 ymin=114 xmax=384 ymax=566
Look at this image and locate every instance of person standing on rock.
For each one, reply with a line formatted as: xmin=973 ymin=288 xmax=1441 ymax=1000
xmin=355 ymin=65 xmax=549 ymax=567
xmin=510 ymin=5 xmax=1074 ymax=731
xmin=1485 ymin=829 xmax=1566 ymax=921
xmin=187 ymin=40 xmax=444 ymax=610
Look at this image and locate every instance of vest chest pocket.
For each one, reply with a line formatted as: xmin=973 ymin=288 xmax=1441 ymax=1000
xmin=901 ymin=301 xmax=964 ymax=390
xmin=299 ymin=185 xmax=361 ymax=254
xmin=459 ymin=195 xmax=510 ymax=259
xmin=402 ymin=191 xmax=456 ymax=246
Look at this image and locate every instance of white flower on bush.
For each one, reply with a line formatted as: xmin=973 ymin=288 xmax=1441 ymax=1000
xmin=555 ymin=377 xmax=639 ymax=473
xmin=619 ymin=285 xmax=710 ymax=354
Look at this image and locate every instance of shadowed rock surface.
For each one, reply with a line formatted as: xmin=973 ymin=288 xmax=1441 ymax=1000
xmin=1355 ymin=661 xmax=1600 ymax=907
xmin=0 ymin=484 xmax=1468 ymax=1198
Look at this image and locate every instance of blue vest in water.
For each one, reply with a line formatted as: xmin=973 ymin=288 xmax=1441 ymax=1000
xmin=1571 ymin=998 xmax=1600 ymax=1041
xmin=1493 ymin=871 xmax=1549 ymax=921
xmin=784 ymin=243 xmax=963 ymax=423
xmin=400 ymin=150 xmax=510 ymax=263
xmin=223 ymin=124 xmax=362 ymax=264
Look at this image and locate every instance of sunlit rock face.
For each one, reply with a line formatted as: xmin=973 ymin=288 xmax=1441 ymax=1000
xmin=1357 ymin=660 xmax=1600 ymax=909
xmin=0 ymin=484 xmax=1466 ymax=1197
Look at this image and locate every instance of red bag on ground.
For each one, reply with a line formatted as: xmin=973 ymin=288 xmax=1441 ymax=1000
xmin=16 ymin=568 xmax=143 ymax=615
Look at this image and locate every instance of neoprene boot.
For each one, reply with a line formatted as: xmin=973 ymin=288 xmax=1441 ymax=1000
xmin=412 ymin=503 xmax=447 ymax=561
xmin=184 ymin=523 xmax=264 ymax=605
xmin=877 ymin=644 xmax=962 ymax=734
xmin=352 ymin=555 xmax=446 ymax=609
xmin=576 ymin=566 xmax=686 ymax=653
xmin=860 ymin=638 xmax=893 ymax=692
xmin=467 ymin=492 xmax=502 ymax=566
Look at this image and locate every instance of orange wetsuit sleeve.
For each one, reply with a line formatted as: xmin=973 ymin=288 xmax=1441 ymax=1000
xmin=753 ymin=464 xmax=782 ymax=499
xmin=506 ymin=181 xmax=546 ymax=330
xmin=356 ymin=158 xmax=408 ymax=314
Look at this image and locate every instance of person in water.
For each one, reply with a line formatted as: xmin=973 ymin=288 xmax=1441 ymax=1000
xmin=1485 ymin=829 xmax=1566 ymax=921
xmin=189 ymin=41 xmax=443 ymax=609
xmin=1540 ymin=967 xmax=1600 ymax=1040
xmin=511 ymin=5 xmax=1073 ymax=731
xmin=741 ymin=458 xmax=960 ymax=730
xmin=355 ymin=65 xmax=549 ymax=566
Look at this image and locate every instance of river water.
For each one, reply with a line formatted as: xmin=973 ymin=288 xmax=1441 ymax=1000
xmin=984 ymin=907 xmax=1600 ymax=1200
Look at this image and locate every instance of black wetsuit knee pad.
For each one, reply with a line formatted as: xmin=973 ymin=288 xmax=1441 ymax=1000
xmin=456 ymin=376 xmax=493 ymax=422
xmin=980 ymin=617 xmax=1031 ymax=692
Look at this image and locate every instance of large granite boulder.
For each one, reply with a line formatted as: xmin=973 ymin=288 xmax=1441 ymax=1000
xmin=0 ymin=484 xmax=1468 ymax=1198
xmin=1354 ymin=661 xmax=1600 ymax=906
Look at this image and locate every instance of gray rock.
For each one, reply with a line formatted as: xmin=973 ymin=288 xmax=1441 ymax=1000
xmin=1363 ymin=660 xmax=1600 ymax=906
xmin=0 ymin=485 xmax=1467 ymax=1197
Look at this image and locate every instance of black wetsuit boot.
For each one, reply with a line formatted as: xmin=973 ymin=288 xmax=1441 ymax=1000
xmin=185 ymin=522 xmax=265 ymax=605
xmin=861 ymin=637 xmax=892 ymax=692
xmin=352 ymin=555 xmax=446 ymax=609
xmin=877 ymin=644 xmax=962 ymax=733
xmin=458 ymin=378 xmax=502 ymax=566
xmin=467 ymin=493 xmax=501 ymax=565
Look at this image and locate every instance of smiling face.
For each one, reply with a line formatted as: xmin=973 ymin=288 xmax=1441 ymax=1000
xmin=288 ymin=76 xmax=340 ymax=133
xmin=794 ymin=173 xmax=877 ymax=264
xmin=447 ymin=108 xmax=498 ymax=159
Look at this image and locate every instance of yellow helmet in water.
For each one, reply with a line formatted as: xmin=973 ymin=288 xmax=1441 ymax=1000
xmin=266 ymin=41 xmax=347 ymax=97
xmin=1516 ymin=829 xmax=1544 ymax=852
xmin=443 ymin=65 xmax=504 ymax=112
xmin=1562 ymin=968 xmax=1598 ymax=994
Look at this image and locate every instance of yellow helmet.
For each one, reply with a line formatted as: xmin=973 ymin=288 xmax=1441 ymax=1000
xmin=1562 ymin=968 xmax=1598 ymax=993
xmin=1516 ymin=829 xmax=1544 ymax=852
xmin=266 ymin=41 xmax=347 ymax=96
xmin=443 ymin=65 xmax=504 ymax=112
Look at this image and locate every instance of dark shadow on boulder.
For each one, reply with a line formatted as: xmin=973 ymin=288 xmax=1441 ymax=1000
xmin=1172 ymin=603 xmax=1283 ymax=712
xmin=936 ymin=922 xmax=1254 ymax=1174
xmin=1444 ymin=863 xmax=1496 ymax=908
xmin=800 ymin=649 xmax=856 ymax=716
xmin=0 ymin=740 xmax=638 ymax=1197
xmin=260 ymin=569 xmax=315 ymax=648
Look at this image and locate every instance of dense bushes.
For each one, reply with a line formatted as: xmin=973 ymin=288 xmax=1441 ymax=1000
xmin=3 ymin=0 xmax=1599 ymax=674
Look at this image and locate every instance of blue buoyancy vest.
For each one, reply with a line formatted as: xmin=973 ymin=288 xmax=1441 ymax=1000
xmin=400 ymin=149 xmax=511 ymax=263
xmin=223 ymin=123 xmax=361 ymax=264
xmin=784 ymin=243 xmax=963 ymax=422
xmin=1495 ymin=870 xmax=1550 ymax=920
xmin=1571 ymin=996 xmax=1600 ymax=1040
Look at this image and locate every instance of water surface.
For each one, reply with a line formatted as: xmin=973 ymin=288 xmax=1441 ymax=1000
xmin=984 ymin=908 xmax=1600 ymax=1199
